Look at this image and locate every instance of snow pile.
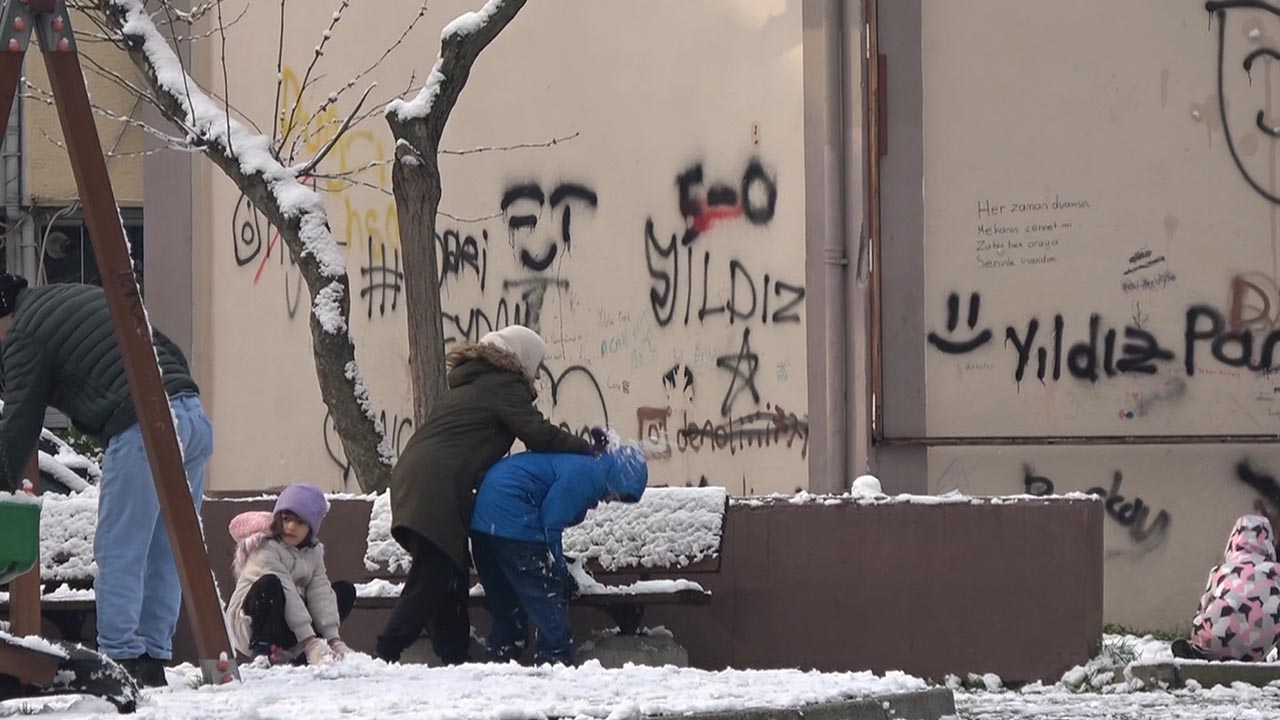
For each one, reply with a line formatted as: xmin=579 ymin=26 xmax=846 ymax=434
xmin=3 ymin=656 xmax=930 ymax=719
xmin=39 ymin=489 xmax=99 ymax=582
xmin=363 ymin=491 xmax=409 ymax=573
xmin=563 ymin=486 xmax=727 ymax=571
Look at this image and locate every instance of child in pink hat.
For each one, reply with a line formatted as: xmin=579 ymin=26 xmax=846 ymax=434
xmin=224 ymin=484 xmax=356 ymax=665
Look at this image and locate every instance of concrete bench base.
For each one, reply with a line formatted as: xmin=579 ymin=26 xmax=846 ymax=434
xmin=654 ymin=688 xmax=956 ymax=720
xmin=1129 ymin=660 xmax=1280 ymax=688
xmin=577 ymin=630 xmax=689 ymax=668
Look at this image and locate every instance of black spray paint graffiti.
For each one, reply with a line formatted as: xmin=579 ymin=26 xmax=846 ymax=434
xmin=1236 ymin=459 xmax=1280 ymax=509
xmin=325 ymin=410 xmax=414 ymax=488
xmin=1023 ymin=464 xmax=1171 ymax=548
xmin=645 ymin=158 xmax=803 ymax=421
xmin=231 ymin=192 xmax=309 ymax=319
xmin=929 ymin=291 xmax=1280 ymax=383
xmin=438 ymin=180 xmax=596 ymax=342
xmin=502 ymin=182 xmax=598 ymax=271
xmin=360 ymin=237 xmax=403 ymax=319
xmin=646 ymin=158 xmax=804 ymax=329
xmin=437 ymin=227 xmax=488 ymax=291
xmin=537 ymin=362 xmax=609 ymax=440
xmin=718 ymin=328 xmax=761 ymax=416
xmin=1207 ymin=1 xmax=1280 ymax=205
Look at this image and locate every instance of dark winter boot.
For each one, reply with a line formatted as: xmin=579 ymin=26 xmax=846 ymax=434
xmin=1171 ymin=638 xmax=1205 ymax=660
xmin=118 ymin=654 xmax=167 ymax=688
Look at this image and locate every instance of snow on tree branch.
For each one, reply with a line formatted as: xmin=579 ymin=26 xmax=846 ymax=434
xmin=104 ymin=0 xmax=345 ymax=280
xmin=90 ymin=0 xmax=395 ymax=489
xmin=386 ymin=0 xmax=527 ymax=147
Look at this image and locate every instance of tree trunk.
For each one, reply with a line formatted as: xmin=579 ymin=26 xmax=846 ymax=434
xmin=393 ymin=144 xmax=448 ymax=423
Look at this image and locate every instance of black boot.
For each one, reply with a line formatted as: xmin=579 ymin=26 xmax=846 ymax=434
xmin=118 ymin=654 xmax=167 ymax=688
xmin=1171 ymin=638 xmax=1205 ymax=660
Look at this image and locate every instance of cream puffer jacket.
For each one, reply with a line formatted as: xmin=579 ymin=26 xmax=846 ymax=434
xmin=226 ymin=535 xmax=341 ymax=656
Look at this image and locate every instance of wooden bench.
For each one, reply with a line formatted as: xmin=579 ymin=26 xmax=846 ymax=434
xmin=357 ymin=486 xmax=729 ymax=636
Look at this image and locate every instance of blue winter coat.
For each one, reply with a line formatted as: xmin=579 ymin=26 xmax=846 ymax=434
xmin=470 ymin=447 xmax=648 ymax=570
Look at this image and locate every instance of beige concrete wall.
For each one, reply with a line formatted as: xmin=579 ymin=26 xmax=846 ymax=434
xmin=913 ymin=0 xmax=1280 ymax=631
xmin=189 ymin=1 xmax=809 ymax=494
xmin=23 ymin=7 xmax=146 ymax=206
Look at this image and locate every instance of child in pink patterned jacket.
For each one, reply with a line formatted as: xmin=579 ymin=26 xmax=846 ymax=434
xmin=1173 ymin=514 xmax=1280 ymax=661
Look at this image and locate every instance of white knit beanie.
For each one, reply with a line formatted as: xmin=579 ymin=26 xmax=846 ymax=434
xmin=480 ymin=324 xmax=545 ymax=378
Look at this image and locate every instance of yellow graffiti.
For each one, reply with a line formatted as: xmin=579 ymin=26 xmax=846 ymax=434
xmin=279 ymin=65 xmax=398 ymax=252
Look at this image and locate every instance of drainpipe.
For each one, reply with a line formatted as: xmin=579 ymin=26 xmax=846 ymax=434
xmin=823 ymin=1 xmax=850 ymax=492
xmin=3 ymin=88 xmax=34 ymax=282
xmin=2 ymin=85 xmax=28 ymax=279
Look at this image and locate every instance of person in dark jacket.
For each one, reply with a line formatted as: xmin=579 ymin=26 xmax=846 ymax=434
xmin=0 ymin=277 xmax=212 ymax=688
xmin=376 ymin=325 xmax=601 ymax=664
xmin=470 ymin=445 xmax=648 ymax=665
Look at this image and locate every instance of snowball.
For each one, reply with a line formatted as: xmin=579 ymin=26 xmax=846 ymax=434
xmin=850 ymin=475 xmax=883 ymax=498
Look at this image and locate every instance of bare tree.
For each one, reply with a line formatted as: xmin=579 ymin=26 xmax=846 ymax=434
xmin=70 ymin=0 xmax=532 ymax=492
xmin=386 ymin=0 xmax=528 ymax=423
xmin=83 ymin=0 xmax=397 ymax=490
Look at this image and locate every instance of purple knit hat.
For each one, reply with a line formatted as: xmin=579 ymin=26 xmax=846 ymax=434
xmin=274 ymin=484 xmax=329 ymax=537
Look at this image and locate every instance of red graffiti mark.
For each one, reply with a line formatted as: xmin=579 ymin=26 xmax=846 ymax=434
xmin=691 ymin=200 xmax=743 ymax=234
xmin=252 ymin=175 xmax=310 ymax=285
xmin=253 ymin=230 xmax=281 ymax=285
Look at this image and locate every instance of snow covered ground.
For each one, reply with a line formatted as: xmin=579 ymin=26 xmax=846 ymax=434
xmin=0 ymin=655 xmax=926 ymax=719
xmin=951 ymin=634 xmax=1280 ymax=719
xmin=6 ymin=633 xmax=1280 ymax=718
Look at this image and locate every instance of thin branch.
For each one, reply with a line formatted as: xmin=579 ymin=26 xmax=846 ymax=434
xmin=158 ymin=0 xmax=199 ymax=139
xmin=278 ymin=0 xmax=351 ymax=156
xmin=328 ymin=2 xmax=428 ymax=114
xmin=440 ymin=131 xmax=580 ymax=156
xmin=271 ymin=0 xmax=286 ymax=149
xmin=307 ymin=174 xmax=392 ymax=196
xmin=291 ymin=82 xmax=377 ymax=178
xmin=437 ymin=209 xmax=504 ymax=223
xmin=21 ymin=82 xmax=192 ymax=148
xmin=215 ymin=0 xmax=233 ymax=156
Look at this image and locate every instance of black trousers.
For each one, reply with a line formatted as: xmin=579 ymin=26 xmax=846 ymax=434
xmin=375 ymin=530 xmax=471 ymax=664
xmin=244 ymin=574 xmax=356 ymax=650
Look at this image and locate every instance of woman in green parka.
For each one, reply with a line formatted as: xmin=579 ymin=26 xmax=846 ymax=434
xmin=375 ymin=325 xmax=599 ymax=663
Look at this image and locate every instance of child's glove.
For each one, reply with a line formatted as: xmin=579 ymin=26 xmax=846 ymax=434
xmin=588 ymin=426 xmax=610 ymax=455
xmin=328 ymin=639 xmax=353 ymax=659
xmin=303 ymin=637 xmax=334 ymax=666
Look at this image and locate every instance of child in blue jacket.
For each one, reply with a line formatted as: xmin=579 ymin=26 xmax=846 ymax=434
xmin=469 ymin=445 xmax=648 ymax=665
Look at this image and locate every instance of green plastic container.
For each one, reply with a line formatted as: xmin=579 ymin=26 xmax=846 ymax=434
xmin=0 ymin=497 xmax=40 ymax=585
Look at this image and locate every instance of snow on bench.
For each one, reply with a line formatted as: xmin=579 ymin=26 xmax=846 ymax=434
xmin=361 ymin=486 xmax=727 ymax=635
xmin=364 ymin=486 xmax=729 ymax=575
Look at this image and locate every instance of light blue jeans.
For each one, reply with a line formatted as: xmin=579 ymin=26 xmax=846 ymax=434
xmin=94 ymin=394 xmax=213 ymax=661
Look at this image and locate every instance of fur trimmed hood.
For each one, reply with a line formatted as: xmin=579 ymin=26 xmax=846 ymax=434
xmin=447 ymin=342 xmax=539 ymax=397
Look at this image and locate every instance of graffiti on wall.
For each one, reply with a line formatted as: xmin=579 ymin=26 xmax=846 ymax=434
xmin=927 ymin=291 xmax=1280 ymax=383
xmin=635 ymin=156 xmax=809 ymax=467
xmin=1023 ymin=464 xmax=1172 ymax=553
